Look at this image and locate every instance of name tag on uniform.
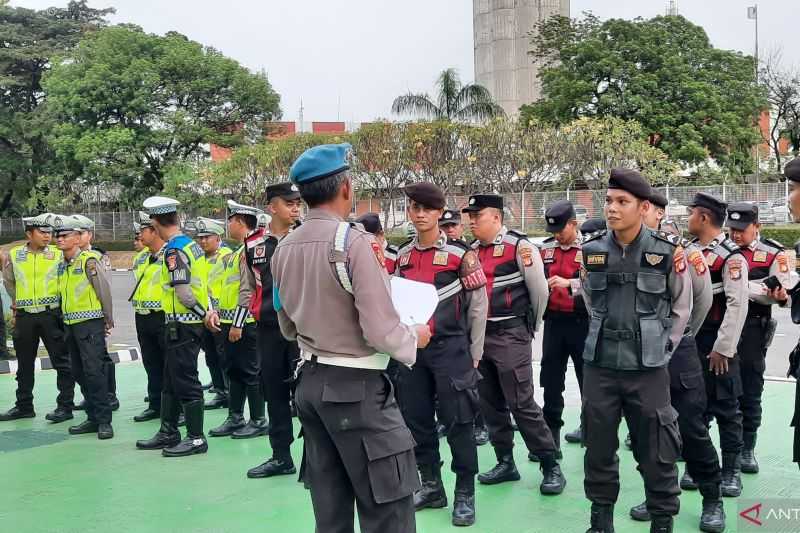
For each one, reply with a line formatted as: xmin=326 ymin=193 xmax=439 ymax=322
xmin=753 ymin=251 xmax=767 ymax=263
xmin=399 ymin=254 xmax=410 ymax=268
xmin=543 ymin=248 xmax=555 ymax=260
xmin=574 ymin=251 xmax=583 ymax=263
xmin=493 ymin=245 xmax=505 ymax=257
xmin=704 ymin=252 xmax=718 ymax=266
xmin=432 ymin=251 xmax=449 ymax=266
xmin=586 ymin=254 xmax=606 ymax=266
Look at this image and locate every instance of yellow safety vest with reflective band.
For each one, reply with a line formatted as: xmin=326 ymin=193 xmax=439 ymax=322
xmin=58 ymin=251 xmax=103 ymax=325
xmin=219 ymin=245 xmax=253 ymax=324
xmin=161 ymin=235 xmax=209 ymax=323
xmin=132 ymin=248 xmax=150 ymax=278
xmin=132 ymin=248 xmax=164 ymax=312
xmin=9 ymin=244 xmax=62 ymax=310
xmin=206 ymin=246 xmax=232 ymax=311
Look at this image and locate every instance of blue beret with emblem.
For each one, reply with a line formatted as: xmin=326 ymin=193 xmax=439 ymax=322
xmin=289 ymin=143 xmax=351 ymax=185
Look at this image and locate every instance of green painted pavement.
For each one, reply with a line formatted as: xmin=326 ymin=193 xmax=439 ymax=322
xmin=1 ymin=363 xmax=798 ymax=532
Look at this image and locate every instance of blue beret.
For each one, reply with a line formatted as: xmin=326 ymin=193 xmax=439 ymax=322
xmin=289 ymin=143 xmax=351 ymax=185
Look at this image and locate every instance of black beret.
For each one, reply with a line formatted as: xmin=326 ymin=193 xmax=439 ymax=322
xmin=649 ymin=191 xmax=668 ymax=209
xmin=544 ymin=200 xmax=576 ymax=232
xmin=405 ymin=182 xmax=446 ymax=210
xmin=786 ymin=159 xmax=800 ymax=183
xmin=726 ymin=202 xmax=758 ymax=230
xmin=608 ymin=168 xmax=652 ymax=200
xmin=581 ymin=218 xmax=606 ymax=234
xmin=462 ymin=194 xmax=503 ymax=213
xmin=266 ymin=181 xmax=301 ymax=202
xmin=355 ymin=212 xmax=383 ymax=235
xmin=688 ymin=192 xmax=727 ymax=222
xmin=439 ymin=209 xmax=462 ymax=226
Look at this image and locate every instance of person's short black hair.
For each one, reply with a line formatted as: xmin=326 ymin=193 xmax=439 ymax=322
xmin=230 ymin=213 xmax=257 ymax=230
xmin=696 ymin=206 xmax=724 ymax=228
xmin=152 ymin=212 xmax=179 ymax=227
xmin=297 ymin=171 xmax=348 ymax=208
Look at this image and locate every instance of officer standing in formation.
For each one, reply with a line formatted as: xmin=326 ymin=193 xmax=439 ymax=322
xmin=785 ymin=158 xmax=800 ymax=469
xmin=538 ymin=200 xmax=587 ymax=454
xmin=686 ymin=193 xmax=749 ymax=497
xmin=394 ymin=183 xmax=487 ymax=527
xmin=464 ymin=194 xmax=567 ymax=494
xmin=52 ymin=215 xmax=115 ymax=439
xmin=0 ymin=215 xmax=73 ymax=423
xmin=356 ymin=212 xmax=399 ymax=273
xmin=579 ymin=170 xmax=690 ymax=533
xmin=136 ymin=197 xmax=209 ymax=457
xmin=130 ymin=211 xmax=167 ymax=423
xmin=242 ymin=183 xmax=301 ymax=478
xmin=272 ymin=143 xmax=431 ymax=533
xmin=194 ymin=218 xmax=231 ymax=409
xmin=629 ymin=191 xmax=725 ymax=533
xmin=725 ymin=202 xmax=792 ymax=474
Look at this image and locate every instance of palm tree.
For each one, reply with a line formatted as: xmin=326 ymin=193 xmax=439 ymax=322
xmin=392 ymin=68 xmax=504 ymax=122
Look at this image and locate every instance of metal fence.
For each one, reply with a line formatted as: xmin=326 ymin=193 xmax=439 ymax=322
xmin=0 ymin=182 xmax=791 ymax=241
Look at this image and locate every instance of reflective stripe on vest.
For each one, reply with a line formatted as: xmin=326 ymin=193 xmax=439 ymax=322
xmin=219 ymin=245 xmax=254 ymax=324
xmin=59 ymin=251 xmax=103 ymax=325
xmin=161 ymin=235 xmax=209 ymax=323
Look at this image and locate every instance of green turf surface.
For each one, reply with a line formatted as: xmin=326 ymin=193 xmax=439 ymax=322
xmin=1 ymin=363 xmax=798 ymax=532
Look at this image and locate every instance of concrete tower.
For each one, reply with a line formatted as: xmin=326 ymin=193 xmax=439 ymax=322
xmin=473 ymin=0 xmax=570 ymax=116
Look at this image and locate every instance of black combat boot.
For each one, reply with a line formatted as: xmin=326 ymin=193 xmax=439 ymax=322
xmin=247 ymin=454 xmax=296 ymax=478
xmin=204 ymin=389 xmax=228 ymax=410
xmin=451 ymin=475 xmax=476 ymax=527
xmin=650 ymin=515 xmax=673 ymax=533
xmin=136 ymin=393 xmax=181 ymax=450
xmin=162 ymin=399 xmax=207 ymax=457
xmin=586 ymin=503 xmax=614 ymax=533
xmin=133 ymin=407 xmax=159 ymax=422
xmin=564 ymin=423 xmax=583 ymax=444
xmin=539 ymin=452 xmax=566 ymax=495
xmin=414 ymin=462 xmax=447 ymax=510
xmin=698 ymin=482 xmax=726 ymax=533
xmin=209 ymin=380 xmax=246 ymax=437
xmin=741 ymin=431 xmax=759 ymax=474
xmin=680 ymin=469 xmax=698 ymax=490
xmin=232 ymin=384 xmax=269 ymax=439
xmin=629 ymin=501 xmax=650 ymax=521
xmin=68 ymin=419 xmax=98 ymax=434
xmin=477 ymin=453 xmax=520 ymax=485
xmin=45 ymin=406 xmax=74 ymax=424
xmin=720 ymin=452 xmax=742 ymax=497
xmin=0 ymin=406 xmax=35 ymax=421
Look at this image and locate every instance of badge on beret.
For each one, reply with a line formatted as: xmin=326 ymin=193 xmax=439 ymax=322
xmin=519 ymin=247 xmax=533 ymax=267
xmin=644 ymin=253 xmax=665 ymax=267
xmin=371 ymin=241 xmax=385 ymax=268
xmin=548 ymin=218 xmax=555 ymax=224
xmin=730 ymin=212 xmax=741 ymax=220
xmin=688 ymin=250 xmax=706 ymax=275
xmin=444 ymin=212 xmax=453 ymax=220
xmin=728 ymin=259 xmax=742 ymax=280
xmin=543 ymin=248 xmax=555 ymax=260
xmin=493 ymin=244 xmax=505 ymax=257
xmin=778 ymin=253 xmax=789 ymax=273
xmin=704 ymin=252 xmax=718 ymax=267
xmin=753 ymin=251 xmax=767 ymax=263
xmin=469 ymin=198 xmax=476 ymax=205
xmin=433 ymin=251 xmax=449 ymax=266
xmin=574 ymin=251 xmax=583 ymax=264
xmin=672 ymin=247 xmax=686 ymax=274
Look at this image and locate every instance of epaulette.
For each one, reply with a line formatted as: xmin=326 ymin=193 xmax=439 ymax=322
xmin=680 ymin=237 xmax=693 ymax=249
xmin=446 ymin=238 xmax=470 ymax=251
xmin=761 ymin=237 xmax=785 ymax=251
xmin=719 ymin=238 xmax=739 ymax=254
xmin=385 ymin=243 xmax=399 ymax=254
xmin=507 ymin=229 xmax=528 ymax=240
xmin=543 ymin=236 xmax=555 ymax=243
xmin=653 ymin=230 xmax=679 ymax=247
xmin=540 ymin=237 xmax=557 ymax=249
xmin=469 ymin=238 xmax=479 ymax=249
xmin=582 ymin=229 xmax=606 ymax=244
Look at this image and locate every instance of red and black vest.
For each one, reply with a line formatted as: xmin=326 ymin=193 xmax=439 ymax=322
xmin=384 ymin=243 xmax=399 ymax=275
xmin=698 ymin=237 xmax=741 ymax=328
xmin=244 ymin=228 xmax=282 ymax=326
xmin=540 ymin=238 xmax=586 ymax=317
xmin=395 ymin=237 xmax=469 ymax=339
xmin=473 ymin=229 xmax=530 ymax=320
xmin=741 ymin=238 xmax=783 ymax=318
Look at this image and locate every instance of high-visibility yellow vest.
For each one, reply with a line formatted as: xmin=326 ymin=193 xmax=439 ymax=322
xmin=161 ymin=234 xmax=209 ymax=323
xmin=218 ymin=245 xmax=253 ymax=324
xmin=9 ymin=244 xmax=62 ymax=310
xmin=58 ymin=251 xmax=103 ymax=325
xmin=132 ymin=248 xmax=150 ymax=277
xmin=131 ymin=247 xmax=164 ymax=312
xmin=206 ymin=246 xmax=232 ymax=311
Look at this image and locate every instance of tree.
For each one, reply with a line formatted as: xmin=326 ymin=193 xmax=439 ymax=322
xmin=391 ymin=68 xmax=504 ymax=122
xmin=0 ymin=1 xmax=113 ymax=214
xmin=523 ymin=14 xmax=765 ymax=174
xmin=760 ymin=50 xmax=800 ymax=168
xmin=43 ymin=25 xmax=282 ymax=208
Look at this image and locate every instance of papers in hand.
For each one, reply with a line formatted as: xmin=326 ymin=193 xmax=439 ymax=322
xmin=390 ymin=277 xmax=438 ymax=326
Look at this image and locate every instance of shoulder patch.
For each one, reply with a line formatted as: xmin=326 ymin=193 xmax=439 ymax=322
xmin=653 ymin=230 xmax=679 ymax=247
xmin=688 ymin=248 xmax=706 ymax=275
xmin=507 ymin=229 xmax=528 ymax=239
xmin=519 ymin=245 xmax=534 ymax=267
xmin=370 ymin=241 xmax=385 ymax=268
xmin=727 ymin=258 xmax=743 ymax=280
xmin=672 ymin=246 xmax=686 ymax=273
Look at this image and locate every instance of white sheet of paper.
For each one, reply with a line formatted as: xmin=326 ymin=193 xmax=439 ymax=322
xmin=390 ymin=277 xmax=438 ymax=326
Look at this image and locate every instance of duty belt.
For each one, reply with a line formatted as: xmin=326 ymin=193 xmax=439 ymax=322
xmin=485 ymin=316 xmax=526 ymax=333
xmin=302 ymin=351 xmax=390 ymax=371
xmin=18 ymin=304 xmax=60 ymax=315
xmin=602 ymin=328 xmax=639 ymax=341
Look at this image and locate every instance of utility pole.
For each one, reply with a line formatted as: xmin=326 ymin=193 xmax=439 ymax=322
xmin=749 ymin=5 xmax=761 ymax=192
xmin=298 ymin=98 xmax=304 ymax=133
xmin=666 ymin=1 xmax=678 ymax=16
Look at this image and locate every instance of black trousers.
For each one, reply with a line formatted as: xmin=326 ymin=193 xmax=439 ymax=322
xmin=223 ymin=323 xmax=260 ymax=388
xmin=202 ymin=328 xmax=227 ymax=392
xmin=296 ymin=360 xmax=418 ymax=533
xmin=0 ymin=291 xmax=8 ymax=357
xmin=696 ymin=327 xmax=744 ymax=455
xmin=12 ymin=309 xmax=73 ymax=410
xmin=397 ymin=336 xmax=479 ymax=478
xmin=667 ymin=336 xmax=721 ymax=488
xmin=478 ymin=324 xmax=556 ymax=457
xmin=135 ymin=311 xmax=166 ymax=411
xmin=737 ymin=320 xmax=767 ymax=434
xmin=582 ymin=364 xmax=680 ymax=516
xmin=65 ymin=319 xmax=111 ymax=424
xmin=163 ymin=322 xmax=204 ymax=403
xmin=540 ymin=314 xmax=587 ymax=429
xmin=258 ymin=324 xmax=299 ymax=459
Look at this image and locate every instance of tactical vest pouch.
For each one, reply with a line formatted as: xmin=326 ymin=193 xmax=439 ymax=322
xmin=582 ymin=315 xmax=604 ymax=363
xmin=587 ymin=272 xmax=608 ymax=313
xmin=640 ymin=317 xmax=672 ymax=368
xmin=635 ymin=273 xmax=667 ymax=315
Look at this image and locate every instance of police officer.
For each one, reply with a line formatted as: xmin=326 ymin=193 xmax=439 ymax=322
xmin=53 ymin=216 xmax=114 ymax=439
xmin=130 ymin=211 xmax=167 ymax=423
xmin=356 ymin=212 xmax=399 ymax=274
xmin=394 ymin=183 xmax=487 ymax=527
xmin=629 ymin=191 xmax=725 ymax=533
xmin=272 ymin=143 xmax=431 ymax=533
xmin=241 ymin=183 xmax=302 ymax=478
xmin=579 ymin=170 xmax=690 ymax=533
xmin=785 ymin=158 xmax=800 ymax=469
xmin=687 ymin=192 xmax=750 ymax=497
xmin=464 ymin=194 xmax=567 ymax=495
xmin=0 ymin=215 xmax=73 ymax=423
xmin=726 ymin=202 xmax=791 ymax=474
xmin=439 ymin=209 xmax=465 ymax=242
xmin=133 ymin=227 xmax=145 ymax=254
xmin=195 ymin=218 xmax=231 ymax=409
xmin=136 ymin=196 xmax=210 ymax=457
xmin=539 ymin=200 xmax=587 ymax=452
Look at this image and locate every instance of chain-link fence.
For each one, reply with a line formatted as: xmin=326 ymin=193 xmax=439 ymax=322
xmin=0 ymin=182 xmax=791 ymax=241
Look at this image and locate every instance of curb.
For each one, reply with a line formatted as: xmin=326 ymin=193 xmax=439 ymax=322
xmin=0 ymin=348 xmax=139 ymax=375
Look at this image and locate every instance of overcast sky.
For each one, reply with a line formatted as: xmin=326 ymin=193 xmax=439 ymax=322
xmin=13 ymin=0 xmax=799 ymax=123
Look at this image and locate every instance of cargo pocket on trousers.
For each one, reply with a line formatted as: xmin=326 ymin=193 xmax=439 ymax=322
xmin=296 ymin=427 xmax=310 ymax=489
xmin=656 ymin=405 xmax=682 ymax=463
xmin=321 ymin=380 xmax=366 ymax=432
xmin=511 ymin=366 xmax=533 ymax=409
xmin=363 ymin=426 xmax=421 ymax=504
xmin=715 ymin=370 xmax=743 ymax=400
xmin=679 ymin=370 xmax=704 ymax=391
xmin=450 ymin=369 xmax=482 ymax=424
